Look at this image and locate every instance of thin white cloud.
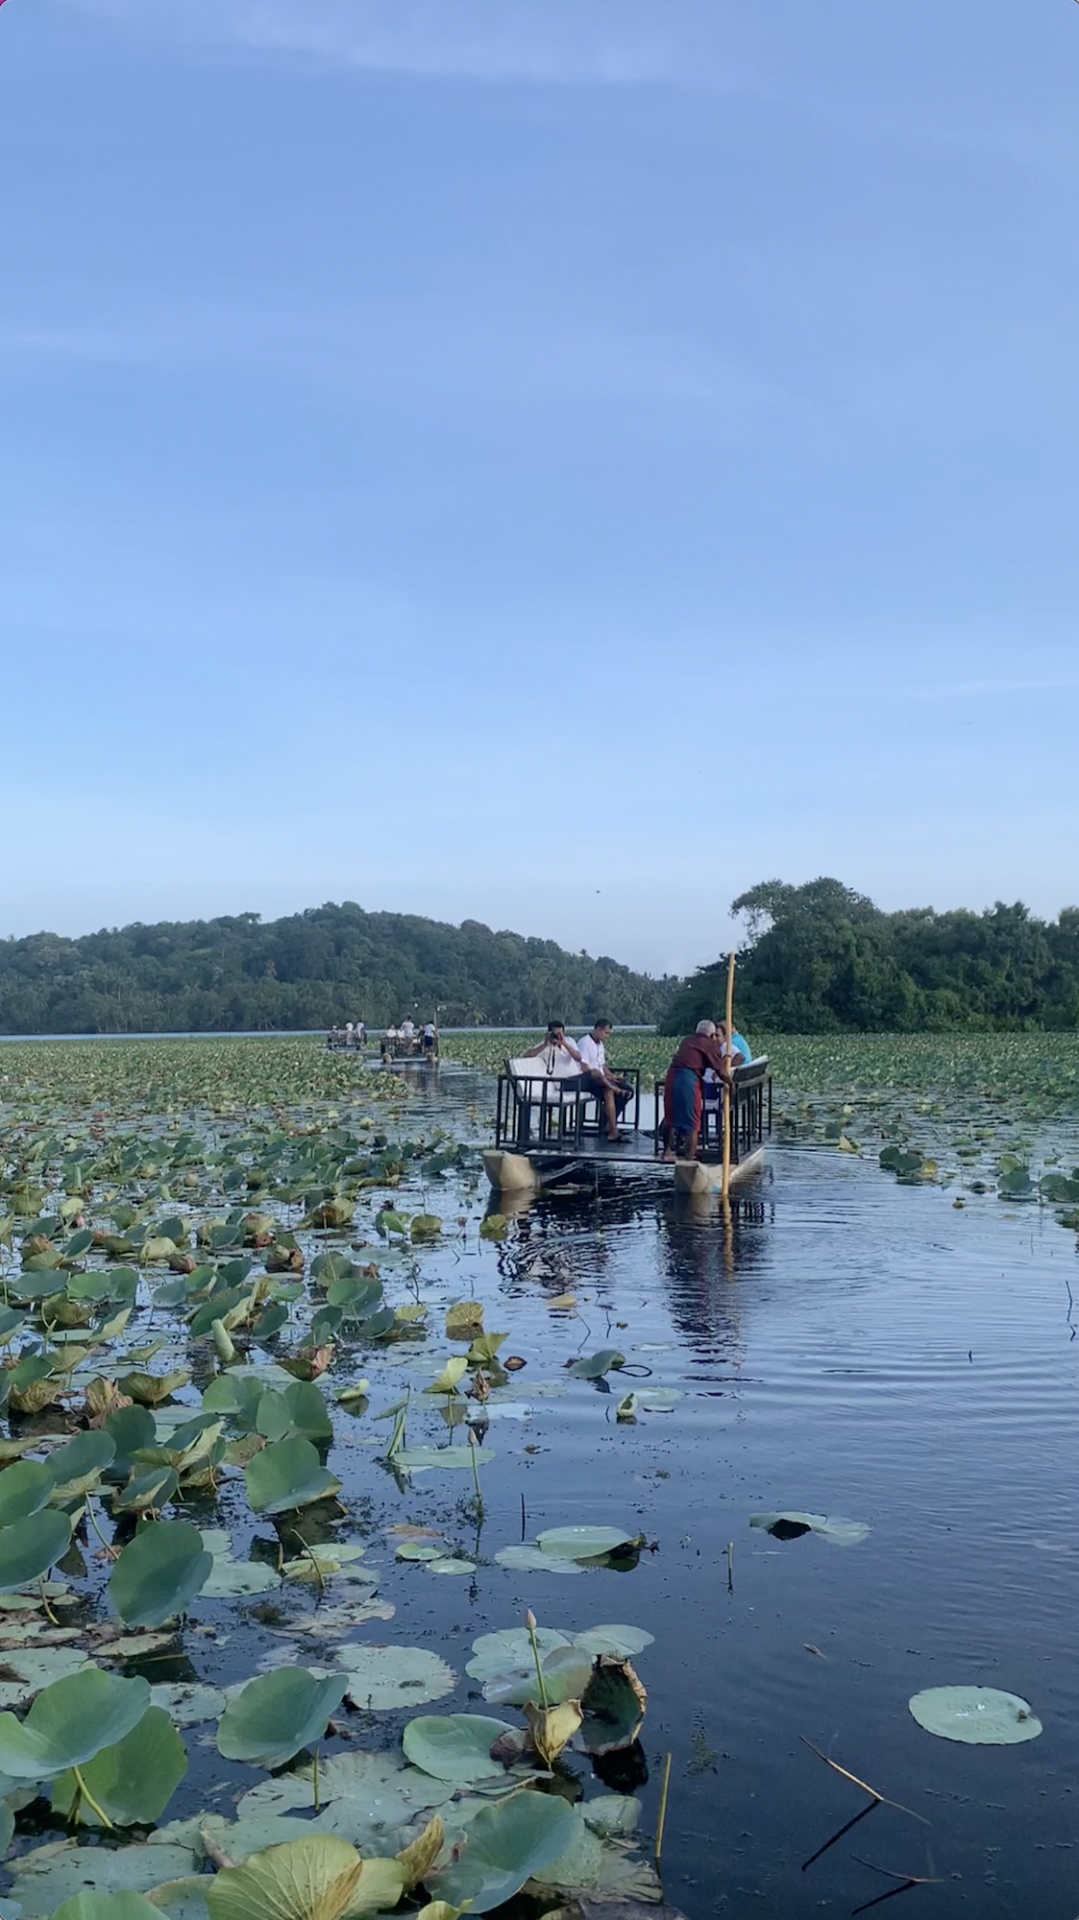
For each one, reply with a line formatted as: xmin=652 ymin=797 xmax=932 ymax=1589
xmin=65 ymin=0 xmax=739 ymax=89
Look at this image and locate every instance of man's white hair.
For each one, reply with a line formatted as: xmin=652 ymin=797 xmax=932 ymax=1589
xmin=695 ymin=1019 xmax=717 ymax=1036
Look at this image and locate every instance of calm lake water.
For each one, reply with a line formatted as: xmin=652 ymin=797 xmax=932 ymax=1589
xmin=5 ymin=1053 xmax=1076 ymax=1920
xmin=119 ymin=1060 xmax=1076 ymax=1920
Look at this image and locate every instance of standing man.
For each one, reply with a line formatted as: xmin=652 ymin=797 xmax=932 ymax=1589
xmin=661 ymin=1020 xmax=732 ymax=1162
xmin=574 ymin=1019 xmax=633 ymax=1142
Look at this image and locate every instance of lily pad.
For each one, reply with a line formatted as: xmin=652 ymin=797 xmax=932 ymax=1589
xmin=9 ymin=1841 xmax=199 ymax=1914
xmin=565 ymin=1350 xmax=625 ymax=1379
xmin=908 ymin=1685 xmax=1042 ymax=1744
xmin=337 ymin=1644 xmax=456 ymax=1710
xmin=535 ymin=1526 xmax=638 ymax=1561
xmin=402 ymin=1715 xmax=514 ymax=1784
xmin=493 ymin=1545 xmax=585 ymax=1578
xmin=393 ymin=1447 xmax=495 ymax=1474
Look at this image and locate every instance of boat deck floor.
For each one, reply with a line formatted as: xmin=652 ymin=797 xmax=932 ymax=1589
xmin=503 ymin=1133 xmax=730 ymax=1169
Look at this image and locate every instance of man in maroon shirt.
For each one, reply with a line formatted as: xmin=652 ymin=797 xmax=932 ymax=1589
xmin=661 ymin=1020 xmax=731 ymax=1162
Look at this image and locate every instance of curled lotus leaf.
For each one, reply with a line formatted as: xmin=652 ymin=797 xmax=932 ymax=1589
xmin=0 ymin=1509 xmax=73 ymax=1593
xmin=245 ymin=1437 xmax=341 ymax=1515
xmin=108 ymin=1520 xmax=213 ymax=1627
xmin=50 ymin=1703 xmax=187 ymax=1826
xmin=0 ymin=1460 xmax=54 ymax=1527
xmin=217 ymin=1668 xmax=349 ymax=1769
xmin=204 ymin=1835 xmax=362 ymax=1920
xmin=428 ymin=1786 xmax=578 ymax=1913
xmin=45 ymin=1431 xmax=117 ymax=1501
xmin=0 ymin=1666 xmax=151 ymax=1779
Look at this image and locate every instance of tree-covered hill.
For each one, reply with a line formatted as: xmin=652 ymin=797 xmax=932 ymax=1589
xmin=0 ymin=902 xmax=674 ymax=1035
xmin=663 ymin=878 xmax=1079 ymax=1034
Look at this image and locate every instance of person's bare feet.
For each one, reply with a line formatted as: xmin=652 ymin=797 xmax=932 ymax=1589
xmin=661 ymin=1148 xmax=675 ymax=1162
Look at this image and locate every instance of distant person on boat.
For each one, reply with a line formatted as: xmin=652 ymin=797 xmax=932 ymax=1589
xmin=523 ymin=1022 xmax=584 ymax=1073
xmin=344 ymin=1021 xmax=355 ymax=1048
xmin=574 ymin=1019 xmax=633 ymax=1143
xmin=356 ymin=1020 xmax=367 ymax=1046
xmin=422 ymin=1021 xmax=438 ymax=1058
xmin=661 ymin=1020 xmax=731 ymax=1162
xmin=400 ymin=1018 xmax=415 ymax=1041
xmin=382 ymin=1025 xmax=398 ymax=1062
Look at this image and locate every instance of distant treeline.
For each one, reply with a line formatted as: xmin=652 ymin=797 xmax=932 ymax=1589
xmin=664 ymin=878 xmax=1079 ymax=1034
xmin=0 ymin=902 xmax=674 ymax=1035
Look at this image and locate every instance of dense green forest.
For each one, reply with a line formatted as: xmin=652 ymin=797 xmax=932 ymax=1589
xmin=0 ymin=902 xmax=673 ymax=1035
xmin=664 ymin=878 xmax=1079 ymax=1034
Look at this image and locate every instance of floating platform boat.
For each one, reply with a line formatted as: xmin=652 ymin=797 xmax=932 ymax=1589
xmin=484 ymin=1052 xmax=771 ymax=1194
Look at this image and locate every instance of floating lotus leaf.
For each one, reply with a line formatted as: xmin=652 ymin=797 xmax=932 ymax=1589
xmin=426 ymin=1558 xmax=475 ymax=1575
xmin=908 ymin=1685 xmax=1042 ymax=1744
xmin=0 ymin=1667 xmax=151 ymax=1779
xmin=535 ymin=1526 xmax=639 ymax=1561
xmin=202 ymin=1556 xmax=282 ymax=1597
xmin=402 ymin=1715 xmax=514 ymax=1783
xmin=108 ymin=1520 xmax=213 ymax=1627
xmin=236 ymin=1747 xmax=455 ymax=1832
xmin=0 ymin=1509 xmax=73 ymax=1592
xmin=393 ymin=1447 xmax=495 ymax=1474
xmin=245 ymin=1437 xmax=341 ymax=1515
xmin=748 ymin=1511 xmax=869 ymax=1546
xmin=51 ymin=1704 xmax=187 ymax=1825
xmin=493 ymin=1545 xmax=585 ymax=1578
xmin=466 ymin=1627 xmax=572 ymax=1682
xmin=395 ymin=1542 xmax=446 ymax=1562
xmin=428 ymin=1787 xmax=578 ymax=1912
xmin=150 ymin=1680 xmax=228 ymax=1725
xmin=50 ymin=1896 xmax=163 ymax=1920
xmin=445 ymin=1301 xmax=484 ymax=1340
xmin=10 ymin=1843 xmax=205 ymax=1915
xmin=217 ymin=1668 xmax=349 ymax=1769
xmin=565 ymin=1350 xmax=625 ymax=1379
xmin=0 ymin=1460 xmax=54 ymax=1527
xmin=337 ymin=1644 xmax=456 ymax=1710
xmin=45 ymin=1431 xmax=116 ymax=1501
xmin=572 ymin=1625 xmax=654 ymax=1659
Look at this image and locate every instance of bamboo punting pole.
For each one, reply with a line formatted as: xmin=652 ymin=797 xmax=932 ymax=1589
xmin=721 ymin=950 xmax=736 ymax=1201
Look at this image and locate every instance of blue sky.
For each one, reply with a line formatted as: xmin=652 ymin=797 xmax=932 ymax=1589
xmin=2 ymin=0 xmax=1077 ymax=977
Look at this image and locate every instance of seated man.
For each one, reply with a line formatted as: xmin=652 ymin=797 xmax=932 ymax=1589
xmin=661 ymin=1020 xmax=731 ymax=1162
xmin=574 ymin=1019 xmax=633 ymax=1142
xmin=523 ymin=1021 xmax=584 ymax=1073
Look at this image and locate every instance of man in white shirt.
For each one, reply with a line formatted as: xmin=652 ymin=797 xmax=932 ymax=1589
xmin=574 ymin=1019 xmax=632 ymax=1142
